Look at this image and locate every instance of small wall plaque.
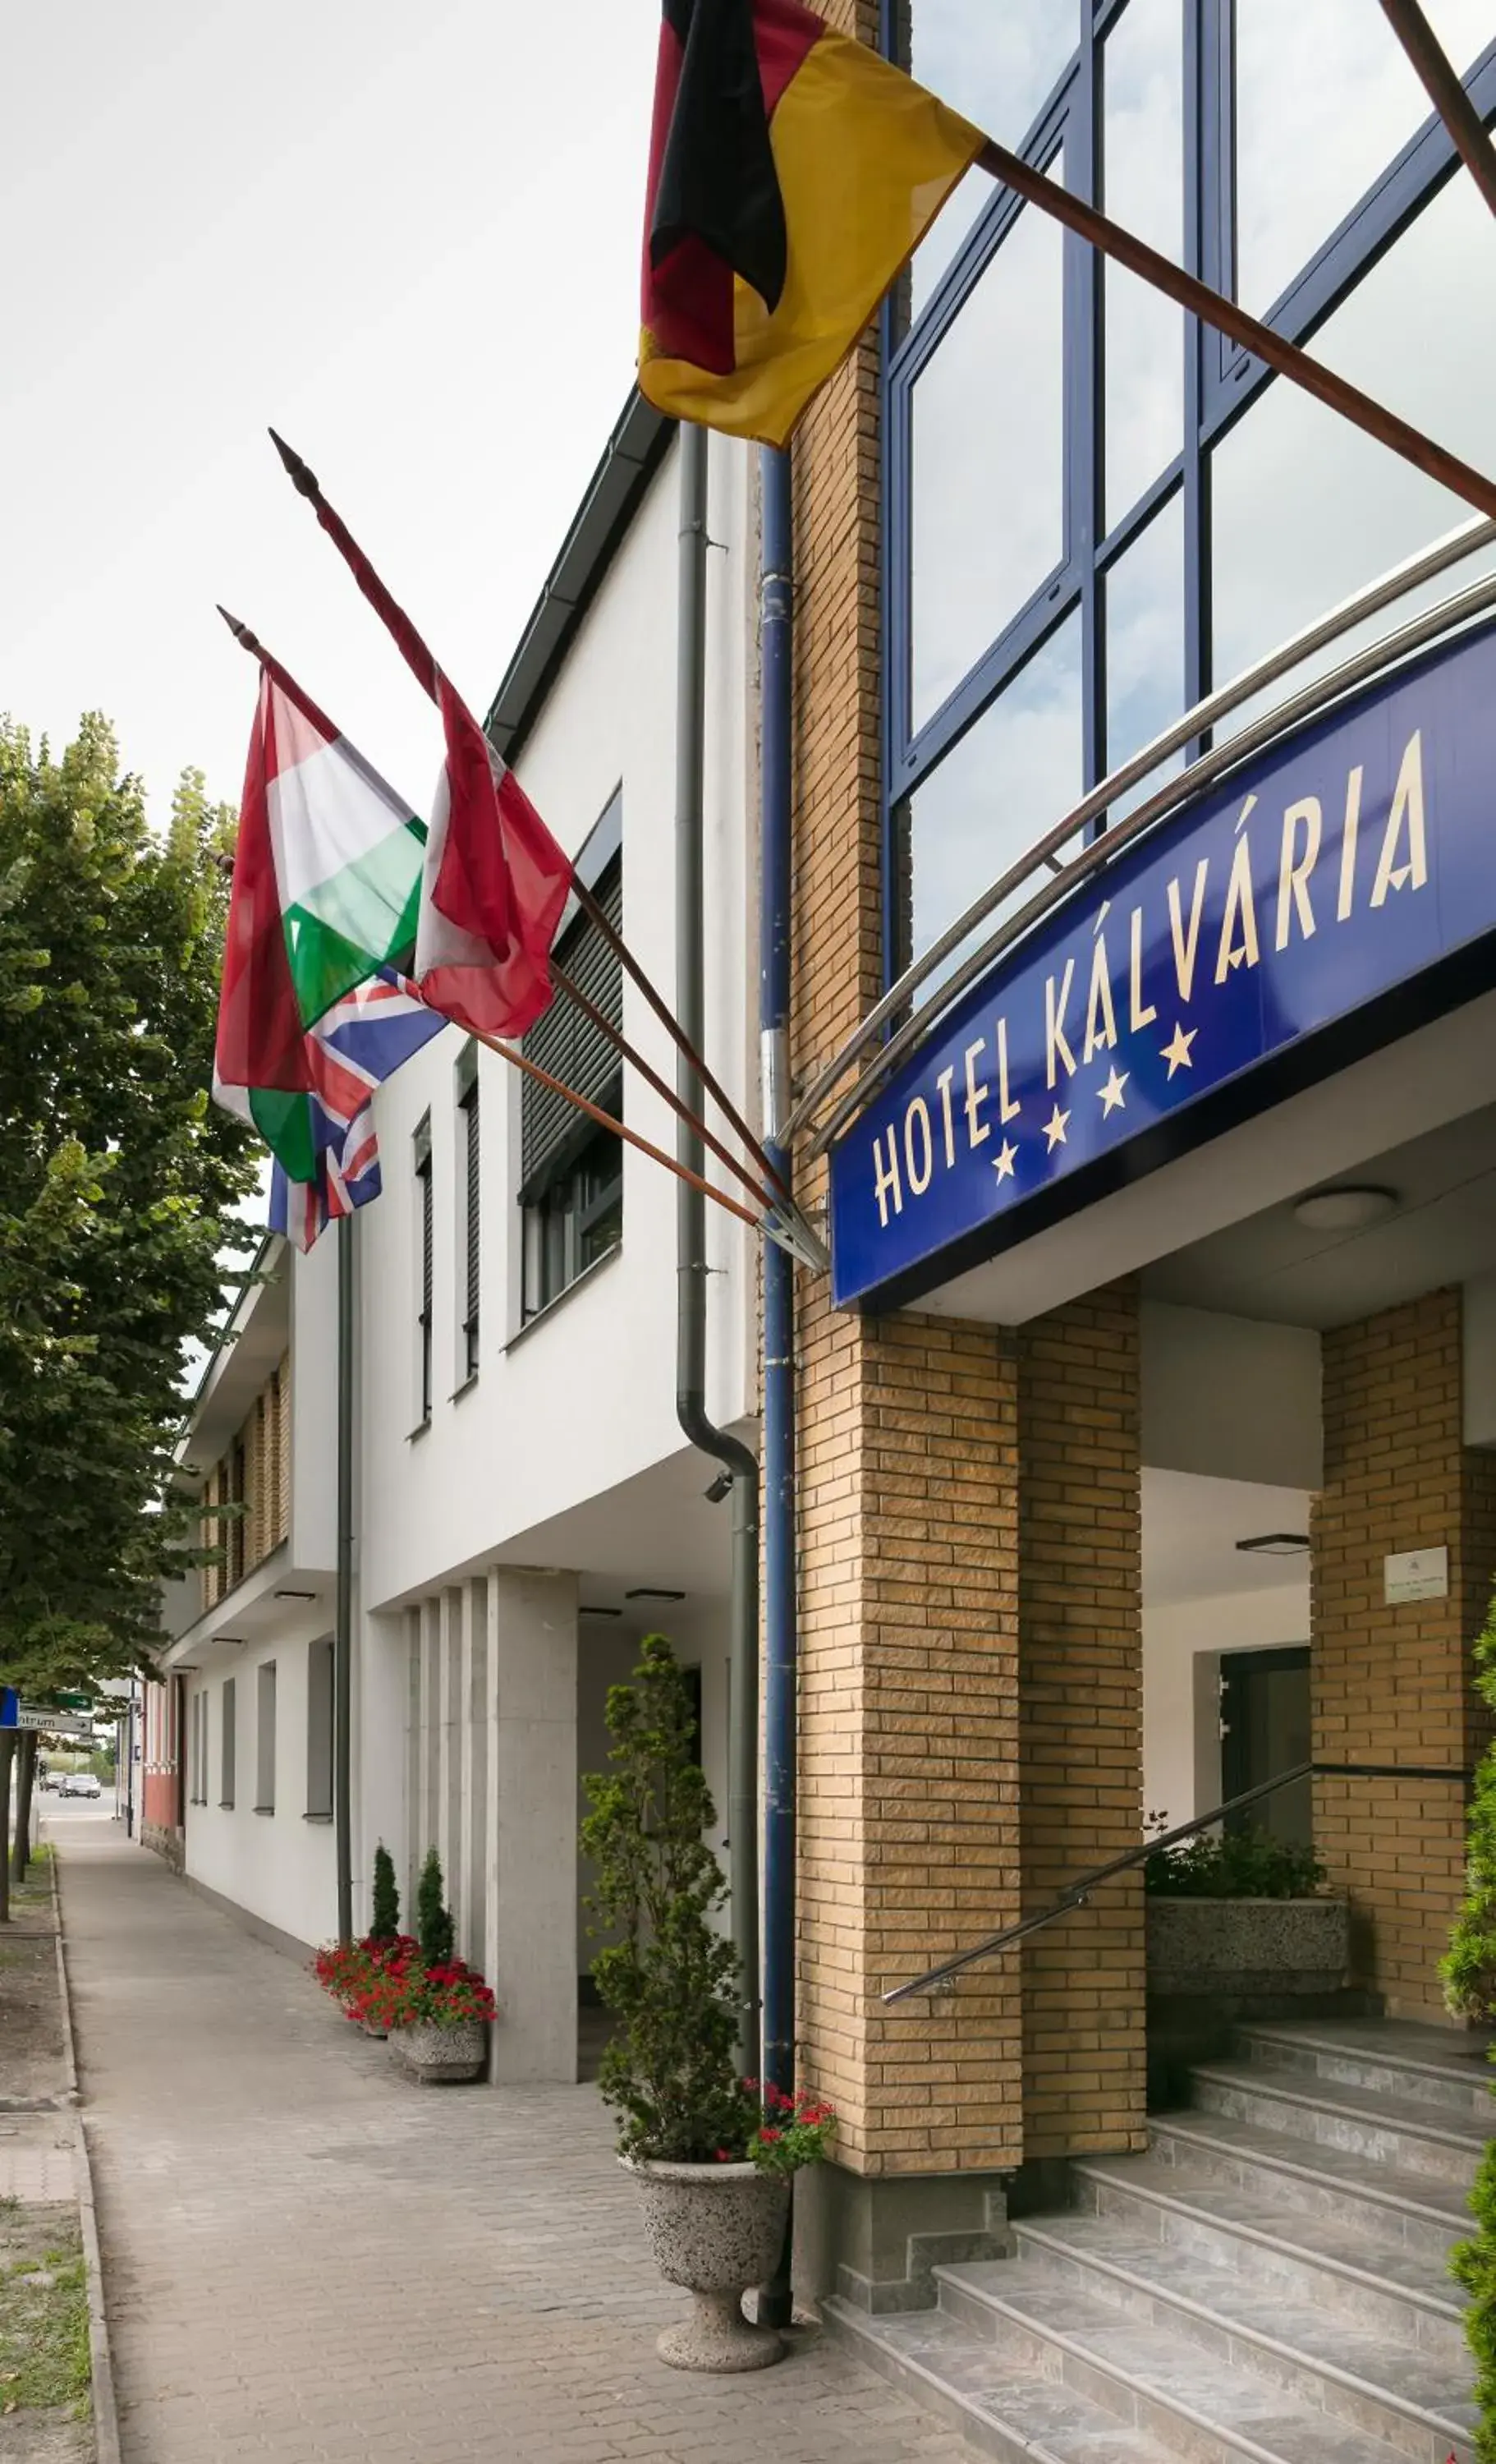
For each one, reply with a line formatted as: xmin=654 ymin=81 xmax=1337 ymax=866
xmin=1384 ymin=1546 xmax=1448 ymax=1605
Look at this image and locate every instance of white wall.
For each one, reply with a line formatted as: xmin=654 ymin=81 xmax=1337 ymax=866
xmin=356 ymin=430 xmax=755 ymax=1617
xmin=1142 ymin=1302 xmax=1322 ymax=1487
xmin=183 ymin=1625 xmax=337 ymax=1949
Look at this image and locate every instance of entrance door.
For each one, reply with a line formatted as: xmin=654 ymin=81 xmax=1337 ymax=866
xmin=1221 ymin=1646 xmax=1311 ymax=1844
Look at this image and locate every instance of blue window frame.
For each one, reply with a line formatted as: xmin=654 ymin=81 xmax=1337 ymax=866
xmin=881 ymin=0 xmax=1496 ymax=993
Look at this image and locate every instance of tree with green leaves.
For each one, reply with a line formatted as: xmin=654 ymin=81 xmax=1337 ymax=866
xmin=0 ymin=715 xmax=258 ymax=1705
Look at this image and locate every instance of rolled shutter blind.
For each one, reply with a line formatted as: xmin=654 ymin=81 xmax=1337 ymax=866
xmin=464 ymin=1082 xmax=480 ymax=1329
xmin=521 ymin=855 xmax=623 ymax=1198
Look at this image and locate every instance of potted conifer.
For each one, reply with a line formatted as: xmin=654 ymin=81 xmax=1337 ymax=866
xmin=581 ymin=1635 xmax=833 ymax=2373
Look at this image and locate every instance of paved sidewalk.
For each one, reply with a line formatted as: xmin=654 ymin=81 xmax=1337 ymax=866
xmin=53 ymin=1817 xmax=974 ymax=2464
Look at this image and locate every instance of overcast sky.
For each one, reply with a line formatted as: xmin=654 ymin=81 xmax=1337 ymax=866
xmin=0 ymin=2 xmax=659 ymax=825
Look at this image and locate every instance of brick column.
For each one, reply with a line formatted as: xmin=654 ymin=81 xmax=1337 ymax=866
xmin=1017 ymin=1289 xmax=1147 ymax=2158
xmin=1313 ymin=1288 xmax=1496 ymax=2020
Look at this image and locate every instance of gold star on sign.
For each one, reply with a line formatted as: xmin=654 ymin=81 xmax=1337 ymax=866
xmin=1098 ymin=1067 xmax=1128 ymax=1116
xmin=1044 ymin=1104 xmax=1070 ymax=1152
xmin=993 ymin=1139 xmax=1019 ymax=1183
xmin=1160 ymin=1022 xmax=1196 ymax=1078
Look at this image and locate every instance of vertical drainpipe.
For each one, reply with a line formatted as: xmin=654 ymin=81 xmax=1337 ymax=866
xmin=673 ymin=419 xmax=763 ymax=2080
xmin=334 ymin=1211 xmax=355 ymax=1947
xmin=758 ymin=443 xmax=798 ymax=2332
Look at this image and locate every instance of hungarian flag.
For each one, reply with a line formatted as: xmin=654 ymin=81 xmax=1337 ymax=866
xmin=214 ymin=658 xmax=429 ymax=1093
xmin=263 ymin=434 xmax=575 ymax=1046
xmin=639 ymin=0 xmax=980 ymax=447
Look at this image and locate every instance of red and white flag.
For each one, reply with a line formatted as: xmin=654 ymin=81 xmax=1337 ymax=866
xmin=267 ymin=433 xmax=572 ymax=1044
xmin=414 ymin=679 xmax=572 ymax=1041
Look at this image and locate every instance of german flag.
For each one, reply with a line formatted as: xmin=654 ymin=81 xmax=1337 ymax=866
xmin=640 ymin=0 xmax=980 ymax=448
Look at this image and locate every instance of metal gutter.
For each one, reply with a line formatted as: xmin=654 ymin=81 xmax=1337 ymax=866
xmin=485 ymin=389 xmax=675 ymax=766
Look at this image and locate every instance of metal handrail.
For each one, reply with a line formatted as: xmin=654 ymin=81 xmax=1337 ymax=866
xmin=883 ymin=1758 xmax=1472 ymax=2005
xmin=784 ymin=510 xmax=1496 ymax=1156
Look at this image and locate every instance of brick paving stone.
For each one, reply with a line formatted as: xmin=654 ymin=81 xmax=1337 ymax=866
xmin=0 ymin=2117 xmax=77 ymax=2202
xmin=54 ymin=1818 xmax=977 ymax=2464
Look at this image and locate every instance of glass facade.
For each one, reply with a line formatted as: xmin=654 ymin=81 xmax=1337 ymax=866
xmin=885 ymin=0 xmax=1496 ymax=987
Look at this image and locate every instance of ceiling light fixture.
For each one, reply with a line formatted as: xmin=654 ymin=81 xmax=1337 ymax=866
xmin=625 ymin=1587 xmax=686 ymax=1602
xmin=581 ymin=1605 xmax=622 ymax=1619
xmin=1292 ymin=1184 xmax=1398 ymax=1233
xmin=1234 ymin=1533 xmax=1311 ymax=1557
xmin=273 ymin=1588 xmax=318 ymax=1602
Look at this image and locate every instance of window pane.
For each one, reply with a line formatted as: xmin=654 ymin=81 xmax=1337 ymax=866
xmin=911 ymin=191 xmax=1066 ymax=730
xmin=1104 ymin=0 xmax=1183 ymax=526
xmin=1235 ymin=0 xmax=1493 ymax=315
xmin=1106 ymin=491 xmax=1186 ymax=813
xmin=1213 ymin=169 xmax=1496 ymax=727
xmin=908 ymin=613 xmax=1083 ymax=993
xmin=908 ymin=0 xmax=1081 ymax=313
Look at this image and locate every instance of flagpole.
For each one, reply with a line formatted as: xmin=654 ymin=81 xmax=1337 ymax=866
xmin=265 ymin=430 xmax=794 ymax=1209
xmin=974 ymin=136 xmax=1496 ymax=526
xmin=465 ymin=1018 xmax=772 ymax=1237
xmin=334 ymin=1208 xmax=355 ymax=1948
xmin=1376 ymin=0 xmax=1496 ymax=223
xmin=550 ymin=957 xmax=782 ymax=1212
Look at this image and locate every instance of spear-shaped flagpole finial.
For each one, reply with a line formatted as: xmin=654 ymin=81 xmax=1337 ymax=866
xmin=217 ymin=605 xmax=262 ymax=657
xmin=268 ymin=427 xmax=320 ymax=500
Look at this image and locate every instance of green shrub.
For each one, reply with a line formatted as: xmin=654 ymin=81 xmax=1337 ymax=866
xmin=1442 ymin=1590 xmax=1496 ymax=2020
xmin=1444 ymin=1584 xmax=1496 ymax=2457
xmin=415 ymin=1847 xmax=453 ymax=1969
xmin=581 ymin=1634 xmax=747 ymax=2164
xmin=1144 ymin=1826 xmax=1325 ymax=1899
xmin=369 ymin=1843 xmax=400 ymax=1947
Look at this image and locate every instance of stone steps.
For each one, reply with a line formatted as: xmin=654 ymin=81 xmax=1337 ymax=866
xmin=828 ymin=2020 xmax=1493 ymax=2464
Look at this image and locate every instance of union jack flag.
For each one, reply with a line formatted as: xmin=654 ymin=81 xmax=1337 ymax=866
xmin=218 ymin=970 xmax=447 ymax=1253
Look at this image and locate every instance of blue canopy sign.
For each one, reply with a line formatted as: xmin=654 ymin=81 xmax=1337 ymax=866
xmin=829 ymin=618 xmax=1496 ymax=1311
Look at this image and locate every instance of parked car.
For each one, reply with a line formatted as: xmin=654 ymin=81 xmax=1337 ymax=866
xmin=36 ymin=1768 xmax=60 ymax=1792
xmin=59 ymin=1772 xmax=101 ymax=1800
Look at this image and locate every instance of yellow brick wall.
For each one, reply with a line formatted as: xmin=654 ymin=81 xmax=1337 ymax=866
xmin=1018 ymin=1288 xmax=1147 ymax=2156
xmin=1313 ymin=1289 xmax=1495 ymax=2020
xmin=197 ymin=1351 xmax=291 ymax=1605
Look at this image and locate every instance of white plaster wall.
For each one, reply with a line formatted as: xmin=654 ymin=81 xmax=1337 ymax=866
xmin=182 ymin=1626 xmax=337 ymax=1948
xmin=1141 ymin=1302 xmax=1323 ymax=1488
xmin=290 ymin=1234 xmax=338 ymax=1573
xmin=1144 ymin=1585 xmax=1312 ymax=1832
xmin=356 ymin=430 xmax=754 ymax=1616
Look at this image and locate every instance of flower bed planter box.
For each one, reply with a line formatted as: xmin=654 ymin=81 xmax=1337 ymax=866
xmin=1147 ymin=1894 xmax=1350 ymax=1997
xmin=391 ymin=2019 xmax=488 ymax=2084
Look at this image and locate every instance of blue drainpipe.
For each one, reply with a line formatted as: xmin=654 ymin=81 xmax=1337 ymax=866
xmin=759 ymin=444 xmax=798 ymax=2329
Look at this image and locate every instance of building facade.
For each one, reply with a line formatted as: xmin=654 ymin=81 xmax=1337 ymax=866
xmin=150 ymin=399 xmax=758 ymax=2085
xmin=143 ymin=0 xmax=1496 ymax=2354
xmin=787 ymin=0 xmax=1496 ymax=2305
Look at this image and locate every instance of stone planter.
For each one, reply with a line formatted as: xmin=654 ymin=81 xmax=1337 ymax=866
xmin=390 ymin=2018 xmax=488 ymax=2083
xmin=360 ymin=2016 xmax=388 ymax=2041
xmin=627 ymin=2158 xmax=788 ymax=2372
xmin=1148 ymin=1894 xmax=1351 ymax=1997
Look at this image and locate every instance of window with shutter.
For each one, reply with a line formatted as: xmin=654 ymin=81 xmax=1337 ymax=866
xmin=457 ymin=1044 xmax=480 ymax=1381
xmin=414 ymin=1115 xmax=434 ymax=1423
xmin=519 ymin=848 xmax=624 ymax=1318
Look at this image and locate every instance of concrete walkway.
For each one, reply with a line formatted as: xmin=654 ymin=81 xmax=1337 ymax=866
xmin=52 ymin=1814 xmax=974 ymax=2464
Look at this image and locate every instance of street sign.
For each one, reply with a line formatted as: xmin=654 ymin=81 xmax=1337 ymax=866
xmin=16 ymin=1708 xmax=87 ymax=1737
xmin=0 ymin=1689 xmax=15 ymax=1730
